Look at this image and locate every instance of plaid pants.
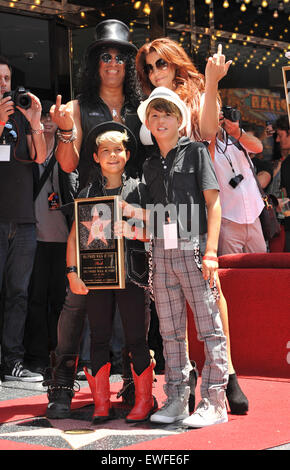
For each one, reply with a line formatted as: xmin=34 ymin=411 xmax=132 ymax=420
xmin=152 ymin=239 xmax=228 ymax=403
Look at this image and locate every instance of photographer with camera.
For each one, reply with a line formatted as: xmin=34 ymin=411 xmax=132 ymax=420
xmin=0 ymin=56 xmax=46 ymax=382
xmin=211 ymin=106 xmax=267 ymax=255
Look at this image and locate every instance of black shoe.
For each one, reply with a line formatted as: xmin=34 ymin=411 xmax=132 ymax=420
xmin=46 ymin=385 xmax=75 ymax=419
xmin=188 ymin=361 xmax=199 ymax=413
xmin=226 ymin=373 xmax=249 ymax=415
xmin=45 ymin=352 xmax=79 ymax=418
xmin=4 ymin=361 xmax=43 ymax=382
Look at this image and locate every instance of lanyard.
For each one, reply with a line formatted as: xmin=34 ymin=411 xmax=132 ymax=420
xmin=217 ymin=131 xmax=239 ymax=176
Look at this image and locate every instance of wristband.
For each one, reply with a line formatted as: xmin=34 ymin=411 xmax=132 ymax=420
xmin=58 ymin=127 xmax=74 ymax=133
xmin=31 ymin=123 xmax=44 ymax=134
xmin=0 ymin=121 xmax=6 ymax=126
xmin=57 ymin=127 xmax=77 ymax=143
xmin=202 ymin=255 xmax=218 ymax=262
xmin=66 ymin=265 xmax=78 ymax=275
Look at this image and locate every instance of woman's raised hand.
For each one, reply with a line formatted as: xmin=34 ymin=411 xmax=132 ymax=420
xmin=205 ymin=44 xmax=232 ymax=85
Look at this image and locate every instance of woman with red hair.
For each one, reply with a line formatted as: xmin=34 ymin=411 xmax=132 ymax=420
xmin=136 ymin=37 xmax=248 ymax=416
xmin=136 ymin=37 xmax=231 ymax=141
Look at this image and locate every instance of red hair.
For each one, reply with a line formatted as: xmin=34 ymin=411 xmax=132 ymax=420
xmin=136 ymin=37 xmax=205 ymax=140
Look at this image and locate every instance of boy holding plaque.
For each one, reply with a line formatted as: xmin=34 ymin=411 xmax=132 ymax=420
xmin=136 ymin=87 xmax=228 ymax=428
xmin=65 ymin=121 xmax=157 ymax=424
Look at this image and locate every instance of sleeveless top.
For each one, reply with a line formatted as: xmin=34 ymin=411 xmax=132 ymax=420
xmin=78 ymin=96 xmax=144 ymax=189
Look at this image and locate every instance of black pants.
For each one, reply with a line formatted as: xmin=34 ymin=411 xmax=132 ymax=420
xmin=87 ymin=282 xmax=150 ymax=376
xmin=24 ymin=241 xmax=67 ymax=366
xmin=55 ymin=289 xmax=86 ymax=357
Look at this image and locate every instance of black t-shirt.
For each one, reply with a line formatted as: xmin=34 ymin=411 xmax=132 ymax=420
xmin=252 ymin=157 xmax=273 ymax=190
xmin=78 ymin=175 xmax=149 ymax=208
xmin=0 ymin=110 xmax=35 ymax=223
xmin=281 ymin=155 xmax=290 ymax=197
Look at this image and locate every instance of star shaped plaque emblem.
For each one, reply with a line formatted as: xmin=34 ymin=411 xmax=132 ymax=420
xmin=81 ymin=205 xmax=112 ymax=247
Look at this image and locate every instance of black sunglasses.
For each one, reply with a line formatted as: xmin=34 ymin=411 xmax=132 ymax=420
xmin=100 ymin=52 xmax=126 ymax=65
xmin=144 ymin=58 xmax=168 ymax=75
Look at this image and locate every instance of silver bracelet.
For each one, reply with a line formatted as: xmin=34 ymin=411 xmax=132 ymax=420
xmin=56 ymin=127 xmax=77 ymax=143
xmin=31 ymin=123 xmax=44 ymax=134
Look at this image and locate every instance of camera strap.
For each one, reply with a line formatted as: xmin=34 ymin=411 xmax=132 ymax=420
xmin=33 ymin=153 xmax=56 ymax=201
xmin=217 ymin=132 xmax=239 ymax=176
xmin=222 ymin=151 xmax=237 ymax=176
xmin=228 ymin=137 xmax=266 ymax=199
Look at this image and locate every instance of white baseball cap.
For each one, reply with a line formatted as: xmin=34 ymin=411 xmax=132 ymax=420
xmin=137 ymin=87 xmax=189 ymax=131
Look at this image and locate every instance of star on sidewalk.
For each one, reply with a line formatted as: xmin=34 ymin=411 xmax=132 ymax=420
xmin=0 ymin=419 xmax=179 ymax=450
xmin=81 ymin=206 xmax=111 ymax=247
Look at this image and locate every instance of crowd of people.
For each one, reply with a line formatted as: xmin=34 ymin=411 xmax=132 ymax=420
xmin=0 ymin=18 xmax=289 ymax=429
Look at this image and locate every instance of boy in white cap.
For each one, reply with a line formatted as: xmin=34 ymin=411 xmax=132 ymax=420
xmin=137 ymin=87 xmax=228 ymax=428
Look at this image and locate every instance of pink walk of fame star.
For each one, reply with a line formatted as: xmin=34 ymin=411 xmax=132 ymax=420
xmin=81 ymin=206 xmax=111 ymax=247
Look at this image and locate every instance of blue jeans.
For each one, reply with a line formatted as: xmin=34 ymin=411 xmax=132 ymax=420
xmin=0 ymin=222 xmax=37 ymax=366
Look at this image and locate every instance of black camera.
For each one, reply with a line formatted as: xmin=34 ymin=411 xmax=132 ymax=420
xmin=222 ymin=105 xmax=241 ymax=123
xmin=229 ymin=174 xmax=244 ymax=188
xmin=3 ymin=86 xmax=31 ymax=110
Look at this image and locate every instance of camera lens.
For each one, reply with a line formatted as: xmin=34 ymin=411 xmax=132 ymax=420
xmin=16 ymin=93 xmax=31 ymax=110
xmin=221 ymin=106 xmax=241 ymax=122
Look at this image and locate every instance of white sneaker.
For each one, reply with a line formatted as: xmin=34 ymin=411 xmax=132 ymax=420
xmin=183 ymin=398 xmax=228 ymax=428
xmin=150 ymin=398 xmax=189 ymax=424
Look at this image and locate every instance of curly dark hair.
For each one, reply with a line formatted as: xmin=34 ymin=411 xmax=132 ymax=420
xmin=78 ymin=46 xmax=144 ymax=108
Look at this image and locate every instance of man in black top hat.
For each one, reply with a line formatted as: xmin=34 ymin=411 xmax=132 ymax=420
xmin=51 ymin=19 xmax=144 ymax=187
xmin=45 ymin=20 xmax=147 ymax=419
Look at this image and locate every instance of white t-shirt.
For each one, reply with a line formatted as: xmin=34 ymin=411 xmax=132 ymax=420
xmin=213 ymin=136 xmax=264 ymax=224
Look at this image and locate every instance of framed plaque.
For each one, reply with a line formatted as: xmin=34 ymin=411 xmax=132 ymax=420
xmin=74 ymin=195 xmax=125 ymax=289
xmin=282 ymin=66 xmax=290 ymax=127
